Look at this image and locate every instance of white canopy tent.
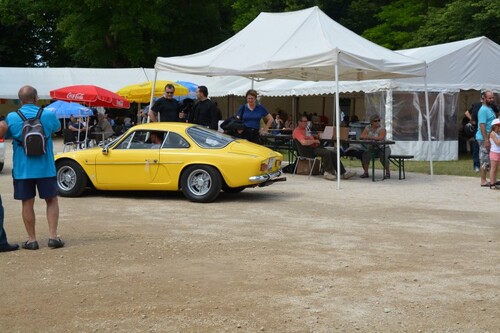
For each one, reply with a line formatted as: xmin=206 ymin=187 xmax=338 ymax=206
xmin=154 ymin=6 xmax=429 ymax=187
xmin=206 ymin=37 xmax=500 ymax=161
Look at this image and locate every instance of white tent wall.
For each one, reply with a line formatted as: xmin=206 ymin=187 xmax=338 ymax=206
xmin=364 ymin=90 xmax=459 ymax=161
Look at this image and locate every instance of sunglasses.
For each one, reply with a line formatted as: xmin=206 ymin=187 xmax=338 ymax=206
xmin=373 ymin=119 xmax=380 ymax=122
xmin=165 ymin=91 xmax=174 ymax=94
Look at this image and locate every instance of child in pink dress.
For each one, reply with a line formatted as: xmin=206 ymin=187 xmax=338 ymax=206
xmin=489 ymin=118 xmax=500 ymax=189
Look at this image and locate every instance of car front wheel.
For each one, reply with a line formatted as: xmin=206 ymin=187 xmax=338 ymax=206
xmin=56 ymin=160 xmax=87 ymax=197
xmin=181 ymin=165 xmax=222 ymax=203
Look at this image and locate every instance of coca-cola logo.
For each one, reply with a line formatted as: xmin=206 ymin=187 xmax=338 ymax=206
xmin=67 ymin=92 xmax=84 ymax=100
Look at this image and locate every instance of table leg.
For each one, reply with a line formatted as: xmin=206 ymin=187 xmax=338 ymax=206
xmin=371 ymin=149 xmax=375 ymax=182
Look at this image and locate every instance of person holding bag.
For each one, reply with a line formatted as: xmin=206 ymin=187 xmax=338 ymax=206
xmin=235 ymin=89 xmax=273 ymax=144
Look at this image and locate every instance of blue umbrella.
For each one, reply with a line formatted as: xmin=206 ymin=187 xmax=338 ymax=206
xmin=175 ymin=81 xmax=198 ymax=101
xmin=45 ymin=100 xmax=94 ymax=119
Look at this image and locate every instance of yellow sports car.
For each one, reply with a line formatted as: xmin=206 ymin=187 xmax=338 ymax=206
xmin=55 ymin=123 xmax=285 ymax=202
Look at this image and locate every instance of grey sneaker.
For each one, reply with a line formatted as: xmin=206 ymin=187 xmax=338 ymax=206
xmin=342 ymin=171 xmax=356 ymax=180
xmin=323 ymin=172 xmax=336 ymax=181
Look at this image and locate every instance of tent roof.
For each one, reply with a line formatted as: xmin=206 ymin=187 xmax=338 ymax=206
xmin=393 ymin=36 xmax=500 ymax=91
xmin=0 ymin=67 xmax=220 ymax=100
xmin=209 ymin=36 xmax=500 ymax=96
xmin=155 ymin=6 xmax=426 ymax=81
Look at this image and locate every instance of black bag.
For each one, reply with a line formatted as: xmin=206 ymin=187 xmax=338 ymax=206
xmin=464 ymin=122 xmax=477 ymax=138
xmin=282 ymin=162 xmax=296 ymax=173
xmin=220 ymin=116 xmax=244 ymax=132
xmin=15 ymin=107 xmax=47 ymax=156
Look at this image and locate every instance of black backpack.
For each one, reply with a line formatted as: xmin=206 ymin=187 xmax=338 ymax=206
xmin=16 ymin=107 xmax=47 ymax=156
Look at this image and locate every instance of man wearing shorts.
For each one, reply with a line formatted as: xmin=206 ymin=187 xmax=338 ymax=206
xmin=6 ymin=85 xmax=64 ymax=250
xmin=475 ymin=90 xmax=497 ymax=187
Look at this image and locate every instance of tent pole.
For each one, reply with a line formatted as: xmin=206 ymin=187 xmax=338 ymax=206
xmin=335 ymin=63 xmax=341 ymax=190
xmin=148 ymin=71 xmax=159 ymax=123
xmin=424 ymin=75 xmax=434 ymax=179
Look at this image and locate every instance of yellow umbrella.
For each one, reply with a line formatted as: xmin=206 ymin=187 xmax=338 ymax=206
xmin=116 ymin=80 xmax=190 ymax=103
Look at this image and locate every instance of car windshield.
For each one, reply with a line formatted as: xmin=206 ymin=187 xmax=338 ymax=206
xmin=186 ymin=126 xmax=234 ymax=148
xmin=105 ymin=134 xmax=123 ymax=148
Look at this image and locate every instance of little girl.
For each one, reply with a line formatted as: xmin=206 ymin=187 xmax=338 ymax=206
xmin=489 ymin=118 xmax=500 ymax=189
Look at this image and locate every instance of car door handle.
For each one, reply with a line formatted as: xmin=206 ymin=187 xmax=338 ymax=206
xmin=145 ymin=159 xmax=158 ymax=163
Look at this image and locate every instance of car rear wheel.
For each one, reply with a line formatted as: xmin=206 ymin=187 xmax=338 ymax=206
xmin=181 ymin=165 xmax=221 ymax=203
xmin=57 ymin=160 xmax=87 ymax=197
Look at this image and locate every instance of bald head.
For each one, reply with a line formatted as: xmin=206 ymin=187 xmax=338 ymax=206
xmin=18 ymin=85 xmax=38 ymax=104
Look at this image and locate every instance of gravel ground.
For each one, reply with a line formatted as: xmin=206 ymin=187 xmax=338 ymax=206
xmin=0 ymin=138 xmax=498 ymax=333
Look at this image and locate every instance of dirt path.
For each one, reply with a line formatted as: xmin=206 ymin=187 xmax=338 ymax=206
xmin=0 ymin=139 xmax=498 ymax=332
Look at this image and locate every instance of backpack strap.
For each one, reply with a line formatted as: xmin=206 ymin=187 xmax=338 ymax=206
xmin=35 ymin=107 xmax=44 ymax=119
xmin=15 ymin=107 xmax=43 ymax=121
xmin=16 ymin=109 xmax=28 ymax=121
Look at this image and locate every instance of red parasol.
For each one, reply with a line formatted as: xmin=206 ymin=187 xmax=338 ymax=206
xmin=49 ymin=85 xmax=130 ymax=109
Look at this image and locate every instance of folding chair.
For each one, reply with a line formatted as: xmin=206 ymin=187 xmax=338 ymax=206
xmin=62 ymin=128 xmax=86 ymax=152
xmin=292 ymin=139 xmax=321 ymax=179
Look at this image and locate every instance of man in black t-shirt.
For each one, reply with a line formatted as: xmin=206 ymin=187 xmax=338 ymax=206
xmin=149 ymin=83 xmax=180 ymax=122
xmin=189 ymin=85 xmax=219 ymax=130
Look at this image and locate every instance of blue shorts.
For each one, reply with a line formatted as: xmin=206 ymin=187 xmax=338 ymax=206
xmin=13 ymin=177 xmax=58 ymax=200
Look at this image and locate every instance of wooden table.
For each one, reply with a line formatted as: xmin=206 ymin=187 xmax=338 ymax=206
xmin=345 ymin=139 xmax=396 ymax=181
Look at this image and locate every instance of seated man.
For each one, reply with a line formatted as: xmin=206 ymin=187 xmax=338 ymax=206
xmin=293 ymin=116 xmax=356 ymax=181
xmin=67 ymin=114 xmax=87 ymax=141
xmin=150 ymin=131 xmax=164 ymax=149
xmin=90 ymin=113 xmax=114 ymax=144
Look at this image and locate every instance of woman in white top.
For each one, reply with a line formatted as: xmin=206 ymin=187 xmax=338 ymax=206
xmin=360 ymin=114 xmax=391 ymax=179
xmin=489 ymin=118 xmax=500 ymax=189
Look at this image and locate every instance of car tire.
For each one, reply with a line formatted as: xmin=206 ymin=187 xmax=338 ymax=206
xmin=0 ymin=162 xmax=4 ymax=173
xmin=181 ymin=165 xmax=222 ymax=203
xmin=56 ymin=160 xmax=87 ymax=197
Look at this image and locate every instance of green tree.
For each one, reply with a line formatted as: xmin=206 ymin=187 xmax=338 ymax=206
xmin=408 ymin=0 xmax=500 ymax=47
xmin=340 ymin=0 xmax=390 ymax=35
xmin=362 ymin=0 xmax=431 ymax=49
xmin=0 ymin=0 xmax=69 ymax=66
xmin=53 ymin=0 xmax=234 ymax=67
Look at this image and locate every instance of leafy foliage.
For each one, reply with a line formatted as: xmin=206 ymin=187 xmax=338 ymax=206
xmin=407 ymin=0 xmax=500 ymax=47
xmin=0 ymin=0 xmax=498 ymax=67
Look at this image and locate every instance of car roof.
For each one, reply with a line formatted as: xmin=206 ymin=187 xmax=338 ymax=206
xmin=131 ymin=122 xmax=196 ymax=131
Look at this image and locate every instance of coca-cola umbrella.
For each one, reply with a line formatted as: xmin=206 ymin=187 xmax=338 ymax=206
xmin=49 ymin=85 xmax=130 ymax=109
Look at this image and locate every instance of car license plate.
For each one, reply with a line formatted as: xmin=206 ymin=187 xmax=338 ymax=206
xmin=267 ymin=158 xmax=275 ymax=171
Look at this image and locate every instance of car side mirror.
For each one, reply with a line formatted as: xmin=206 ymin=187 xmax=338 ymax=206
xmin=102 ymin=147 xmax=108 ymax=155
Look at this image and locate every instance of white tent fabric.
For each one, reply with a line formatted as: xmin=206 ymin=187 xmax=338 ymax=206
xmin=206 ymin=37 xmax=500 ymax=161
xmin=0 ymin=68 xmax=151 ymax=99
xmin=1 ymin=37 xmax=496 ymax=100
xmin=206 ymin=37 xmax=500 ymax=96
xmin=155 ymin=6 xmax=426 ymax=81
xmin=154 ymin=6 xmax=428 ymax=187
xmin=394 ymin=36 xmax=500 ymax=92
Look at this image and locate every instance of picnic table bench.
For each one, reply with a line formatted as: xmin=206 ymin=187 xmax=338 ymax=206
xmin=389 ymin=154 xmax=414 ymax=180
